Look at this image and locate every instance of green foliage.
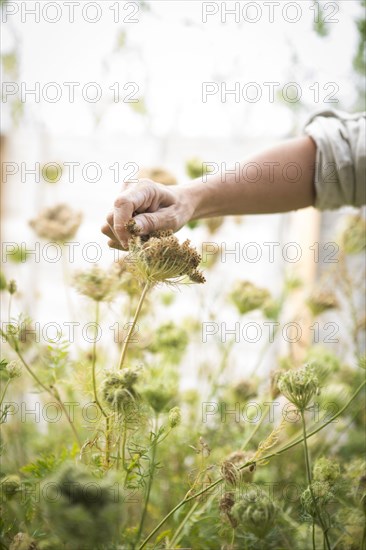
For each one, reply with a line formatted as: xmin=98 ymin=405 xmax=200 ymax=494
xmin=1 ymin=215 xmax=365 ymax=550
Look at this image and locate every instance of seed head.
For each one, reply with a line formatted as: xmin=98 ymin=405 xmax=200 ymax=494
xmin=102 ymin=367 xmax=140 ymax=413
xmin=9 ymin=532 xmax=38 ymax=550
xmin=124 ymin=224 xmax=205 ymax=286
xmin=41 ymin=463 xmax=122 ymax=547
xmin=6 ymin=360 xmax=22 ymax=379
xmin=168 ymin=406 xmax=181 ymax=428
xmin=142 ymin=382 xmax=175 ymax=413
xmin=278 ymin=364 xmax=319 ymax=411
xmin=226 ymin=450 xmax=255 ymax=482
xmin=231 ymin=491 xmax=277 ymax=539
xmin=138 ymin=167 xmax=177 ymax=185
xmin=313 ymin=457 xmax=340 ymax=484
xmin=301 ymin=481 xmax=333 ymax=519
xmin=73 ymin=265 xmax=117 ymax=302
xmin=8 ymin=280 xmax=17 ymax=295
xmin=230 ymin=281 xmax=271 ymax=315
xmin=2 ymin=475 xmax=21 ymax=498
xmin=219 ymin=492 xmax=237 ymax=528
xmin=29 ymin=203 xmax=82 ymax=242
xmin=307 ymin=289 xmax=338 ymax=317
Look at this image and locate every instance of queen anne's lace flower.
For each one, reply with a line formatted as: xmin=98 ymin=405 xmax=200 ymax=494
xmin=73 ymin=265 xmax=118 ymax=302
xmin=125 ymin=222 xmax=205 ymax=286
xmin=29 ymin=203 xmax=82 ymax=242
xmin=278 ymin=364 xmax=320 ymax=411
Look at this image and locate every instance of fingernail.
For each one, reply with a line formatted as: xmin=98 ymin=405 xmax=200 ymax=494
xmin=134 ymin=219 xmax=144 ymax=233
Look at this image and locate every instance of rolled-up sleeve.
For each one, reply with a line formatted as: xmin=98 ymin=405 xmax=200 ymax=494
xmin=304 ymin=110 xmax=366 ymax=210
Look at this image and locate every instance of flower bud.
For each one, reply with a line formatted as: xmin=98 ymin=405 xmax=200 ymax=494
xmin=168 ymin=406 xmax=181 ymax=428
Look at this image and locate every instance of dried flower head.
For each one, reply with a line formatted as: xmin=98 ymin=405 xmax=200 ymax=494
xmin=42 ymin=463 xmax=122 ymax=547
xmin=8 ymin=279 xmax=17 ymax=295
xmin=138 ymin=167 xmax=177 ymax=186
xmin=29 ymin=203 xmax=82 ymax=242
xmin=231 ymin=491 xmax=277 ymax=539
xmin=73 ymin=265 xmax=117 ymax=302
xmin=278 ymin=364 xmax=319 ymax=411
xmin=0 ymin=271 xmax=7 ymax=291
xmin=313 ymin=457 xmax=341 ymax=484
xmin=148 ymin=321 xmax=188 ymax=364
xmin=125 ymin=223 xmax=205 ymax=286
xmin=226 ymin=450 xmax=255 ymax=482
xmin=219 ymin=491 xmax=237 ymax=528
xmin=230 ymin=281 xmax=271 ymax=315
xmin=232 ymin=379 xmax=258 ymax=401
xmin=340 ymin=214 xmax=366 ymax=254
xmin=2 ymin=475 xmax=21 ymax=498
xmin=307 ymin=289 xmax=339 ymax=317
xmin=9 ymin=532 xmax=38 ymax=550
xmin=301 ymin=481 xmax=333 ymax=519
xmin=142 ymin=382 xmax=175 ymax=413
xmin=221 ymin=460 xmax=241 ymax=486
xmin=168 ymin=406 xmax=181 ymax=428
xmin=6 ymin=360 xmax=22 ymax=379
xmin=102 ymin=367 xmax=140 ymax=413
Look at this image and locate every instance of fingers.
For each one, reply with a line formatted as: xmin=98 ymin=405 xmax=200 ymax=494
xmin=112 ymin=180 xmax=159 ymax=245
xmin=134 ymin=206 xmax=178 ymax=235
xmin=108 ymin=239 xmax=126 ymax=251
xmin=102 ymin=179 xmax=179 ymax=249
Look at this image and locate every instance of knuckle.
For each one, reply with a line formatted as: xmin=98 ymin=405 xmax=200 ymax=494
xmin=114 ymin=196 xmax=128 ymax=208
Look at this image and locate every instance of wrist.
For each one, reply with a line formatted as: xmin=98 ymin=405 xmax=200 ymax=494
xmin=176 ymin=180 xmax=209 ymax=222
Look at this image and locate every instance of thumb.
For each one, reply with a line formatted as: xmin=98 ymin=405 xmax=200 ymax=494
xmin=134 ymin=207 xmax=176 ymax=235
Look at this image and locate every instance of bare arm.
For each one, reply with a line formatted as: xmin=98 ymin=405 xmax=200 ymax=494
xmin=102 ymin=136 xmax=316 ymax=249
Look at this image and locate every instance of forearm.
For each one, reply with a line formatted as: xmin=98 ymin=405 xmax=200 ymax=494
xmin=184 ymin=136 xmax=317 ymax=218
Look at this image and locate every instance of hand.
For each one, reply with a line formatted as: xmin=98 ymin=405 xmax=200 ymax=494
xmin=101 ymin=179 xmax=194 ymax=250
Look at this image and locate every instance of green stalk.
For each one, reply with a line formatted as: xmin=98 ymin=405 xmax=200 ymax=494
xmin=0 ymin=379 xmax=11 ymax=410
xmin=118 ymin=282 xmax=150 ymax=370
xmin=240 ymin=402 xmax=269 ymax=451
xmin=138 ymin=380 xmax=365 ymax=550
xmin=10 ymin=338 xmax=82 ymax=447
xmin=90 ymin=301 xmax=110 ymax=467
xmin=136 ymin=414 xmax=159 ymax=543
xmin=169 ymin=500 xmax=200 ymax=547
xmin=91 ymin=302 xmax=107 ymax=418
xmin=300 ymin=411 xmax=331 ymax=550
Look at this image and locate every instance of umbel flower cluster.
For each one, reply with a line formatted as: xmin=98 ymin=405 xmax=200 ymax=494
xmin=29 ymin=203 xmax=82 ymax=242
xmin=230 ymin=491 xmax=278 ymax=539
xmin=307 ymin=289 xmax=339 ymax=317
xmin=125 ymin=222 xmax=205 ymax=286
xmin=230 ymin=281 xmax=271 ymax=315
xmin=73 ymin=265 xmax=118 ymax=302
xmin=102 ymin=367 xmax=140 ymax=413
xmin=42 ymin=463 xmax=122 ymax=548
xmin=278 ymin=364 xmax=320 ymax=411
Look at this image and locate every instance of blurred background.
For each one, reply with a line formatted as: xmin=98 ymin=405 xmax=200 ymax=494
xmin=1 ymin=0 xmax=365 ymax=386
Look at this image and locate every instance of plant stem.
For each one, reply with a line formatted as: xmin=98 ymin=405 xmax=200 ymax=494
xmin=90 ymin=301 xmax=111 ymax=467
xmin=8 ymin=294 xmax=13 ymax=323
xmin=240 ymin=402 xmax=268 ymax=451
xmin=118 ymin=282 xmax=150 ymax=369
xmin=301 ymin=411 xmax=331 ymax=550
xmin=121 ymin=418 xmax=127 ymax=470
xmin=169 ymin=499 xmax=200 ymax=547
xmin=1 ymin=329 xmax=82 ymax=447
xmin=138 ymin=380 xmax=365 ymax=550
xmin=91 ymin=302 xmax=107 ymax=418
xmin=14 ymin=342 xmax=82 ymax=447
xmin=136 ymin=414 xmax=159 ymax=543
xmin=0 ymin=379 xmax=11 ymax=410
xmin=301 ymin=410 xmax=316 ymax=550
